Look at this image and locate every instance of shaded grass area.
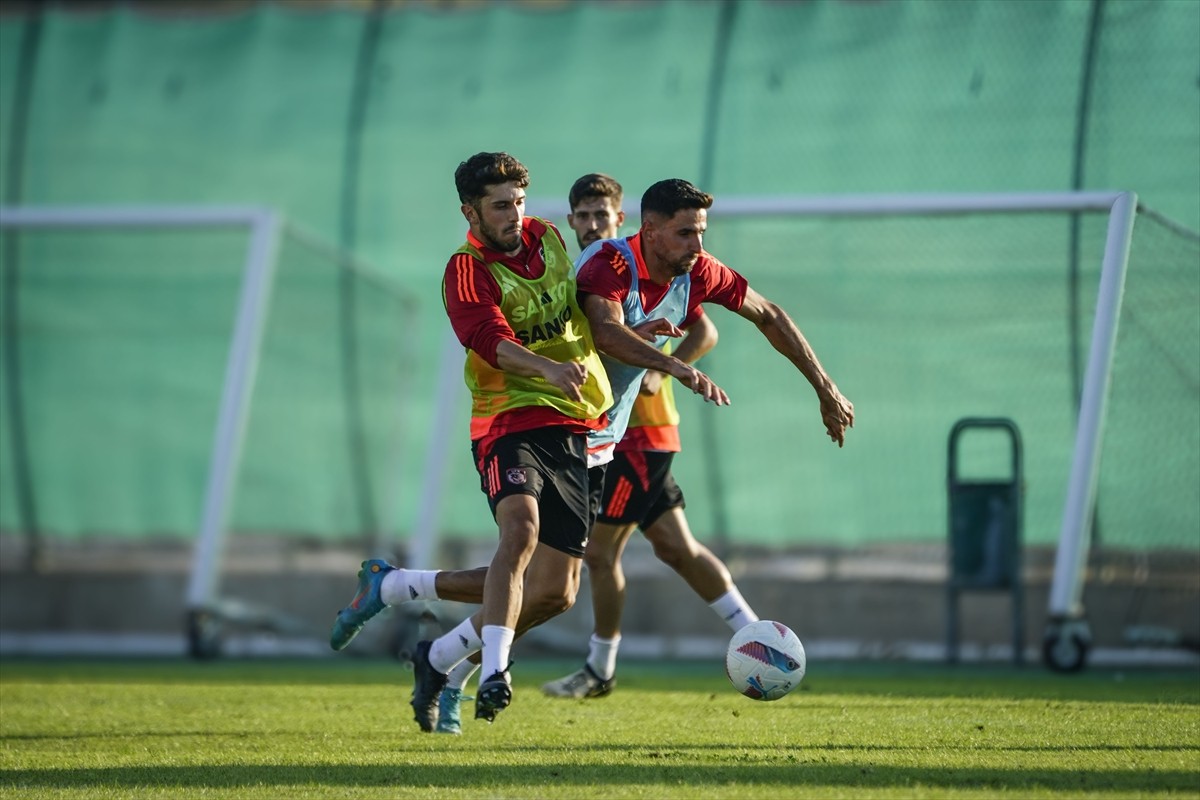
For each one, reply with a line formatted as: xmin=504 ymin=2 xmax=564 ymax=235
xmin=1 ymin=658 xmax=1198 ymax=799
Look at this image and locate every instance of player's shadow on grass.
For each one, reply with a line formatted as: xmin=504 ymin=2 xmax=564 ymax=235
xmin=2 ymin=763 xmax=1197 ymax=792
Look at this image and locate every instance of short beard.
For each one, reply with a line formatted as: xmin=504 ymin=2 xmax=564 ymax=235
xmin=667 ymin=255 xmax=697 ymax=276
xmin=478 ymin=216 xmax=521 ymax=254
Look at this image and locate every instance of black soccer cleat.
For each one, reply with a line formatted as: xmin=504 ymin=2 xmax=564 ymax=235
xmin=410 ymin=640 xmax=448 ymax=733
xmin=474 ymin=668 xmax=513 ymax=723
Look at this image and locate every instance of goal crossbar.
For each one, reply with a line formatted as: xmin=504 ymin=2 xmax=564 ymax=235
xmin=527 ymin=191 xmax=1127 ymax=221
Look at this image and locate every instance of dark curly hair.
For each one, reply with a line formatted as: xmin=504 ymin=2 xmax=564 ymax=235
xmin=454 ymin=152 xmax=530 ymax=205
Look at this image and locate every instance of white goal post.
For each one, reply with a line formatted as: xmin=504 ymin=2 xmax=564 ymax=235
xmin=0 ymin=205 xmax=412 ymax=656
xmin=0 ymin=206 xmax=281 ymax=626
xmin=413 ymin=190 xmax=1136 ymax=671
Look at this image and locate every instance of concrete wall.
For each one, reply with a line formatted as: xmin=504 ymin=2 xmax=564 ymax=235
xmin=1 ymin=535 xmax=1196 ymax=666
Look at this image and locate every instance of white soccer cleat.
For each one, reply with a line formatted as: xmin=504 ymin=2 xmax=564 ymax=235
xmin=540 ymin=664 xmax=615 ymax=699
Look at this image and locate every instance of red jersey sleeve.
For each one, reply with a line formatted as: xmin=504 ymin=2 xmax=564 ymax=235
xmin=681 ymin=303 xmax=707 ymax=329
xmin=442 ymin=252 xmax=520 ymax=367
xmin=688 ymin=252 xmax=748 ymax=316
xmin=576 ymin=242 xmax=633 ymax=303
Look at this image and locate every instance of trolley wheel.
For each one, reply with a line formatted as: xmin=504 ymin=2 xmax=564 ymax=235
xmin=1042 ymin=624 xmax=1090 ymax=673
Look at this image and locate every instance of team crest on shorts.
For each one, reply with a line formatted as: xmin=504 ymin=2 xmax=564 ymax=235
xmin=506 ymin=468 xmax=528 ymax=485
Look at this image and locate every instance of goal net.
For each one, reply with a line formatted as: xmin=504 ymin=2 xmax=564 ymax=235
xmin=497 ymin=192 xmax=1194 ymax=665
xmin=701 ymin=193 xmax=1197 ymax=664
xmin=0 ymin=207 xmax=417 ymax=656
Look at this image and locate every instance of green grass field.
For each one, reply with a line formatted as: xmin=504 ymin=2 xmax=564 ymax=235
xmin=1 ymin=657 xmax=1197 ymax=799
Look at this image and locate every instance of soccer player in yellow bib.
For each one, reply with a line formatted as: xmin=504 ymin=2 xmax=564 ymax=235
xmin=329 ymin=154 xmax=728 ymax=733
xmin=542 ymin=174 xmax=763 ymax=698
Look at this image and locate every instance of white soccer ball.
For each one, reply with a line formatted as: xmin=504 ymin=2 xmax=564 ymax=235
xmin=725 ymin=620 xmax=806 ymax=701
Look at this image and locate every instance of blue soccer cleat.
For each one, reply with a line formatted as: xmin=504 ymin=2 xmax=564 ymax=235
xmin=329 ymin=559 xmax=394 ymax=651
xmin=435 ymin=687 xmax=472 ymax=735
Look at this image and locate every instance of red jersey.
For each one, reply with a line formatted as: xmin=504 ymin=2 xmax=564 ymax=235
xmin=576 ymin=232 xmax=749 ymax=324
xmin=577 ymin=233 xmax=747 ymax=454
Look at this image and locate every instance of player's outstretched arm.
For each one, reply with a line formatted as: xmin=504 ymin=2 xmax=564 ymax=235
xmin=673 ymin=312 xmax=718 ymax=365
xmin=736 ymin=286 xmax=854 ymax=446
xmin=641 ymin=313 xmax=719 ymax=396
xmin=582 ymin=294 xmax=730 ymax=406
xmin=495 ymin=339 xmax=588 ymax=402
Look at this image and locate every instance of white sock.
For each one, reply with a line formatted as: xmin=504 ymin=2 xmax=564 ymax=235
xmin=381 ymin=569 xmax=439 ymax=606
xmin=429 ymin=618 xmax=482 ymax=674
xmin=445 ymin=659 xmax=480 ymax=692
xmin=709 ymin=586 xmax=759 ymax=632
xmin=585 ymin=634 xmax=621 ymax=681
xmin=481 ymin=624 xmax=515 ymax=679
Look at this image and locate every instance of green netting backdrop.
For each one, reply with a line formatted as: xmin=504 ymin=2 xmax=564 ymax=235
xmin=0 ymin=0 xmax=1197 ymax=552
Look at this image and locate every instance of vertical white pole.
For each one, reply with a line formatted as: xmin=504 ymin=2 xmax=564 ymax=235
xmin=1048 ymin=191 xmax=1138 ymax=617
xmin=407 ymin=329 xmax=464 ymax=569
xmin=186 ymin=210 xmax=282 ymax=609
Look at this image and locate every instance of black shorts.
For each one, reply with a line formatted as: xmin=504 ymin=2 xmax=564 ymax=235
xmin=596 ymin=450 xmax=685 ymax=529
xmin=472 ymin=426 xmax=601 ymax=558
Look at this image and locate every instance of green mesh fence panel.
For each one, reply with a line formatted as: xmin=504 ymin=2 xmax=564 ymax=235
xmin=231 ymin=226 xmax=415 ymax=540
xmin=652 ymin=206 xmax=1197 ymax=552
xmin=1085 ymin=1 xmax=1200 ymax=229
xmin=667 ymin=210 xmax=1106 ymax=548
xmin=0 ymin=221 xmax=415 ymax=541
xmin=0 ymin=226 xmax=244 ymax=534
xmin=716 ymin=1 xmax=1089 ymax=194
xmin=8 ymin=6 xmax=362 ymax=221
xmin=1 ymin=0 xmax=1196 ymax=553
xmin=1098 ymin=212 xmax=1200 ymax=550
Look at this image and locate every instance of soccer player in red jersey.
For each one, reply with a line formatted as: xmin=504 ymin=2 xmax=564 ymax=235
xmin=544 ymin=173 xmax=764 ymax=699
xmin=564 ymin=179 xmax=854 ymax=693
xmin=575 ymin=178 xmax=853 ymax=458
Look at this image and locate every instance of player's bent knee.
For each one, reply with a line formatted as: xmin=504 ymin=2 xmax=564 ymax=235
xmin=583 ymin=523 xmax=634 ymax=575
xmin=496 ymin=519 xmax=539 ymax=557
xmin=495 ymin=495 xmax=540 ymax=543
xmin=522 ymin=543 xmax=581 ymax=623
xmin=648 ymin=534 xmax=698 ymax=570
xmin=525 ymin=583 xmax=576 ymax=620
xmin=583 ymin=548 xmax=619 ymax=574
